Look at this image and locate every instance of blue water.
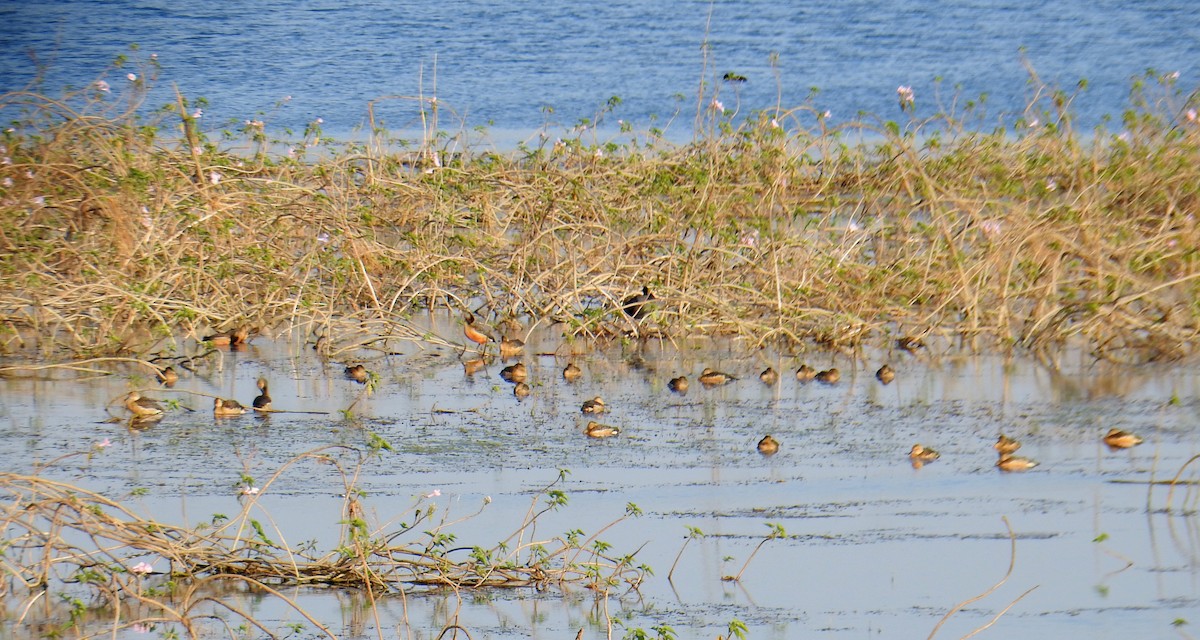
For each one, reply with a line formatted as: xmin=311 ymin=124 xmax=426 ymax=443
xmin=1 ymin=0 xmax=1198 ymax=143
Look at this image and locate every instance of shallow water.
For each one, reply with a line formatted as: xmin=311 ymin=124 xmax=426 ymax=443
xmin=3 ymin=320 xmax=1200 ymax=639
xmin=1 ymin=1 xmax=1198 ymax=143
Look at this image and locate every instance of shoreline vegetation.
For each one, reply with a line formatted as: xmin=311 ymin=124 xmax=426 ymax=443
xmin=2 ymin=52 xmax=1199 ymax=364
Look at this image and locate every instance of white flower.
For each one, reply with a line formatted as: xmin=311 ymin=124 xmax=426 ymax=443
xmin=315 ymin=117 xmax=323 ymax=124
xmin=1187 ymin=109 xmax=1197 ymax=122
xmin=209 ymin=171 xmax=221 ymax=185
xmin=822 ymin=110 xmax=831 ymax=119
xmin=1045 ymin=178 xmax=1057 ymax=191
xmin=31 ymin=196 xmax=44 ymax=205
xmin=191 ymin=109 xmax=203 ymax=119
xmin=129 ymin=561 xmax=154 ymax=575
xmin=1 ymin=177 xmax=11 ymax=188
xmin=710 ymin=98 xmax=724 ymax=113
xmin=127 ymin=73 xmax=137 ymax=82
xmin=423 ymin=489 xmax=442 ymax=499
xmin=95 ymin=80 xmax=110 ymax=92
xmin=769 ymin=118 xmax=780 ymax=129
xmin=240 ymin=486 xmax=260 ymax=496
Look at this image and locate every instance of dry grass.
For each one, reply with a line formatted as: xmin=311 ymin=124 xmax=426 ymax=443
xmin=1 ymin=451 xmax=647 ymax=638
xmin=2 ymin=56 xmax=1199 ymax=363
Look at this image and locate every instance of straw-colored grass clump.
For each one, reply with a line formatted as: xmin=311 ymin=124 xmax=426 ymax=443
xmin=2 ymin=57 xmax=1199 ymax=363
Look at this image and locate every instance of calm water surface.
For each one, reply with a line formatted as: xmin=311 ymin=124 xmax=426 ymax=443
xmin=2 ymin=318 xmax=1200 ymax=639
xmin=1 ymin=1 xmax=1198 ymax=143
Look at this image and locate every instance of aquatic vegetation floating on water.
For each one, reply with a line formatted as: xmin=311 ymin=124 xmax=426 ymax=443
xmin=0 ymin=454 xmax=651 ymax=637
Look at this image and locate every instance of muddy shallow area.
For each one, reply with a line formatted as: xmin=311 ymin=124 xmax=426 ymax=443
xmin=3 ymin=317 xmax=1200 ymax=639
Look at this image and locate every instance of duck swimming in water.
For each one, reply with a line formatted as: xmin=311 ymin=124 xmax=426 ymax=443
xmin=585 ymin=421 xmax=620 ymax=438
xmin=581 ymin=396 xmax=606 ymax=414
xmin=213 ymin=397 xmax=248 ymax=417
xmin=124 ymin=392 xmax=164 ymax=419
xmin=698 ymin=368 xmax=736 ymax=387
xmin=1102 ymin=428 xmax=1143 ymax=449
xmin=253 ymin=377 xmax=271 ymax=412
xmin=994 ymin=434 xmax=1021 ymax=454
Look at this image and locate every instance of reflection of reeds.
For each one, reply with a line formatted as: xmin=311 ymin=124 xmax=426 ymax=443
xmin=1164 ymin=453 xmax=1200 ymax=514
xmin=3 ymin=57 xmax=1199 ymax=360
xmin=927 ymin=517 xmax=1038 ymax=639
xmin=721 ymin=522 xmax=785 ymax=583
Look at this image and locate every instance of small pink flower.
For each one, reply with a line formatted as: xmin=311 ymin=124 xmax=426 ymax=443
xmin=191 ymin=109 xmax=203 ymax=119
xmin=822 ymin=110 xmax=831 ymax=119
xmin=896 ymin=86 xmax=915 ymax=109
xmin=980 ymin=219 xmax=1003 ymax=239
xmin=132 ymin=622 xmax=152 ymax=633
xmin=315 ymin=117 xmax=324 ymax=125
xmin=1187 ymin=109 xmax=1197 ymax=122
xmin=423 ymin=489 xmax=442 ymax=499
xmin=1028 ymin=118 xmax=1039 ymax=128
xmin=130 ymin=561 xmax=154 ymax=575
xmin=1045 ymin=178 xmax=1057 ymax=191
xmin=240 ymin=486 xmax=260 ymax=496
xmin=31 ymin=196 xmax=44 ymax=205
xmin=769 ymin=118 xmax=780 ymax=129
xmin=95 ymin=438 xmax=112 ymax=449
xmin=710 ymin=98 xmax=725 ymax=113
xmin=127 ymin=73 xmax=137 ymax=82
xmin=209 ymin=171 xmax=221 ymax=185
xmin=95 ymin=80 xmax=110 ymax=92
xmin=149 ymin=53 xmax=157 ymax=60
xmin=1169 ymin=71 xmax=1180 ymax=80
xmin=1 ymin=177 xmax=11 ymax=188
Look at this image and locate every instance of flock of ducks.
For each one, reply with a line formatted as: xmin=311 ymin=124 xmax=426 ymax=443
xmin=460 ymin=309 xmax=913 ymax=441
xmin=120 ymin=326 xmax=269 ymax=424
xmin=898 ymin=428 xmax=1145 ymax=472
xmin=123 ymin=315 xmax=1153 ymax=468
xmin=123 ymin=374 xmax=272 ymax=424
